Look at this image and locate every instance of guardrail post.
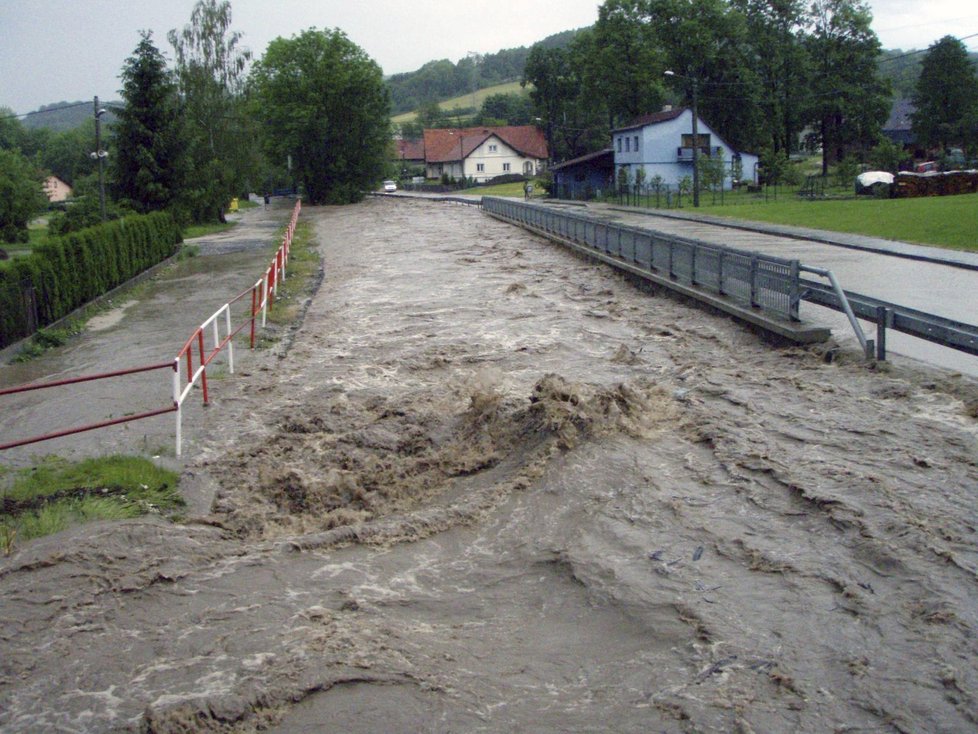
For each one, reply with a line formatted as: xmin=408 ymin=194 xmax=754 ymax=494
xmin=876 ymin=306 xmax=892 ymax=361
xmin=789 ymin=260 xmax=801 ymax=321
xmin=690 ymin=246 xmax=698 ymax=286
xmin=668 ymin=241 xmax=675 ymax=280
xmin=749 ymin=255 xmax=759 ymax=307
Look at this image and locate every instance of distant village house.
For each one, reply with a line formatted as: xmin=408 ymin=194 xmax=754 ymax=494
xmin=422 ymin=126 xmax=548 ymax=183
xmin=612 ymin=108 xmax=758 ymax=191
xmin=43 ymin=175 xmax=72 ymax=203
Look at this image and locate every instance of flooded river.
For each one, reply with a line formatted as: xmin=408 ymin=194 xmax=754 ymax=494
xmin=1 ymin=198 xmax=977 ymax=732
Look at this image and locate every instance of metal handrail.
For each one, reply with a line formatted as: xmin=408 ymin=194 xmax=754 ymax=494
xmin=799 ymin=265 xmax=873 ymax=358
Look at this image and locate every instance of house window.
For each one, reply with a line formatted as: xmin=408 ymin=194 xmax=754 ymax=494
xmin=681 ymin=133 xmax=711 ymax=151
xmin=634 ymin=135 xmax=639 ymax=152
xmin=489 ymin=144 xmax=497 ymax=152
xmin=617 ymin=137 xmax=622 ymax=152
xmin=503 ymin=163 xmax=511 ymax=172
xmin=625 ymin=137 xmax=630 ymax=152
xmin=477 ymin=163 xmax=485 ymax=172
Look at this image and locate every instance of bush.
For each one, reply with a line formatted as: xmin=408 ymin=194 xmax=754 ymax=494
xmin=0 ymin=212 xmax=182 ymax=348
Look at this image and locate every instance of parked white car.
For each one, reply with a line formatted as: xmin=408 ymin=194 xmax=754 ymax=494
xmin=383 ymin=180 xmax=397 ymax=192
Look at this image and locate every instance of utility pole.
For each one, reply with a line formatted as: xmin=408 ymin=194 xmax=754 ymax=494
xmin=664 ymin=71 xmax=700 ymax=208
xmin=92 ymin=96 xmax=108 ymax=221
xmin=691 ymin=78 xmax=700 ymax=208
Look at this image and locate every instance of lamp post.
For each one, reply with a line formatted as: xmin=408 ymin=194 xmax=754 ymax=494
xmin=664 ymin=71 xmax=699 ymax=208
xmin=91 ymin=96 xmax=109 ymax=221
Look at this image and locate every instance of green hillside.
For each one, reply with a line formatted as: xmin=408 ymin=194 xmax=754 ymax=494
xmin=391 ymin=81 xmax=529 ymax=124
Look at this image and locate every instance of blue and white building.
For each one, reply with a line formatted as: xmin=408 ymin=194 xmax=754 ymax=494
xmin=612 ymin=107 xmax=759 ymax=190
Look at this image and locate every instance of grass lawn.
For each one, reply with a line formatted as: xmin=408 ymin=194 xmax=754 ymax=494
xmin=703 ymin=193 xmax=978 ymax=251
xmin=456 ymin=179 xmax=548 ymax=199
xmin=182 ymin=221 xmax=235 ymax=239
xmin=0 ymin=455 xmax=182 ymax=553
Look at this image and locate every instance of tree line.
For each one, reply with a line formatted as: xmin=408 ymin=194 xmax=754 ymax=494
xmin=519 ymin=0 xmax=978 ymax=175
xmin=1 ymin=0 xmax=392 ymax=244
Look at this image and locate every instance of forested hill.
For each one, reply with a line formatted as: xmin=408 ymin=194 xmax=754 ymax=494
xmin=20 ymin=101 xmax=119 ymax=132
xmin=385 ymin=28 xmax=581 ymax=114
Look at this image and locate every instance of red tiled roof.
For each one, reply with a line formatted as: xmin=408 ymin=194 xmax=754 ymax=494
xmin=612 ymin=107 xmax=687 ymax=133
xmin=396 ymin=138 xmax=425 ymax=160
xmin=423 ymin=125 xmax=548 ymax=163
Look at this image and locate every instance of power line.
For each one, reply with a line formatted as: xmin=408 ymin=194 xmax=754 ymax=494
xmin=0 ymin=101 xmax=94 ymax=122
xmin=877 ymin=32 xmax=978 ymax=64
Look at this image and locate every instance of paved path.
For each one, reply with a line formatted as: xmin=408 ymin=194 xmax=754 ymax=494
xmin=0 ymin=200 xmax=293 ymax=468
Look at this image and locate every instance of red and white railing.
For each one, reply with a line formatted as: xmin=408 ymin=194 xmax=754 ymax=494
xmin=0 ymin=200 xmax=302 ymax=456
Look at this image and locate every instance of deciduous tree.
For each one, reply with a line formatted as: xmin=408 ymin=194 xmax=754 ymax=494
xmin=805 ymin=0 xmax=889 ymax=174
xmin=248 ymin=28 xmax=391 ymax=204
xmin=911 ymin=35 xmax=978 ymax=153
xmin=0 ymin=148 xmax=46 ymax=243
xmin=168 ymin=0 xmax=257 ymax=222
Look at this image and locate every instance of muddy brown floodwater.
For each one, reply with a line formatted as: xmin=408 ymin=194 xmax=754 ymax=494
xmin=2 ymin=198 xmax=978 ymax=733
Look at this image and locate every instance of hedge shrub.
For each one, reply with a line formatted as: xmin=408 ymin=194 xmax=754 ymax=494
xmin=0 ymin=212 xmax=182 ymax=348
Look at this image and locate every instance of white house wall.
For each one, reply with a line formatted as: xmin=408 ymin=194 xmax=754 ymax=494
xmin=427 ymin=135 xmax=542 ymax=183
xmin=468 ymin=136 xmax=539 ymax=182
xmin=613 ymin=110 xmax=758 ymax=189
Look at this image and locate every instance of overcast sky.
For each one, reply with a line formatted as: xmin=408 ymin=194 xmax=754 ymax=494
xmin=1 ymin=0 xmax=976 ymax=115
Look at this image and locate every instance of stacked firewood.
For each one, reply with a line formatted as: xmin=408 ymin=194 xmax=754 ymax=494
xmin=893 ymin=171 xmax=978 ymax=198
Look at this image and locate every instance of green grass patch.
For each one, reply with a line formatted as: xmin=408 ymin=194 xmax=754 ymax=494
xmin=236 ymin=199 xmax=259 ymax=209
xmin=183 ymin=221 xmax=236 ymax=239
xmin=11 ymin=324 xmax=84 ymax=362
xmin=1 ymin=455 xmax=182 ymax=553
xmin=392 ymin=80 xmax=528 ymax=124
xmin=466 ymin=179 xmax=548 ymax=199
xmin=703 ymin=192 xmax=978 ymax=251
xmin=265 ymin=220 xmax=320 ymax=327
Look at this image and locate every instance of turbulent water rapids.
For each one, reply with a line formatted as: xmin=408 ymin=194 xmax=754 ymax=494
xmin=2 ymin=197 xmax=977 ymax=733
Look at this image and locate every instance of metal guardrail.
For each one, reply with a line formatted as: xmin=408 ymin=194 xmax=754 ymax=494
xmin=482 ymin=196 xmax=978 ymax=362
xmin=483 ymin=197 xmax=801 ymax=322
xmin=800 ymin=278 xmax=978 ymax=360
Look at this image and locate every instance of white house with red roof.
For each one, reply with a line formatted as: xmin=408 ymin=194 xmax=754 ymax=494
xmin=613 ymin=108 xmax=758 ymax=189
xmin=422 ymin=126 xmax=548 ymax=182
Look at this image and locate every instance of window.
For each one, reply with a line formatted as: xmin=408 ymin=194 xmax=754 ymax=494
xmin=634 ymin=135 xmax=639 ymax=152
xmin=476 ymin=163 xmax=485 ymax=172
xmin=488 ymin=144 xmax=497 ymax=152
xmin=681 ymin=133 xmax=711 ymax=150
xmin=625 ymin=137 xmax=631 ymax=152
xmin=503 ymin=163 xmax=511 ymax=172
xmin=617 ymin=137 xmax=622 ymax=152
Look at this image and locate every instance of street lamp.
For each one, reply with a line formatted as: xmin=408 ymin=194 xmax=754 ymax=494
xmin=92 ymin=96 xmax=109 ymax=221
xmin=664 ymin=70 xmax=699 ymax=207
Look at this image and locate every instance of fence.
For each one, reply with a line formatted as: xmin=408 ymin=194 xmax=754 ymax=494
xmin=482 ymin=196 xmax=978 ymax=362
xmin=0 ymin=200 xmax=302 ymax=457
xmin=482 ymin=196 xmax=801 ymax=322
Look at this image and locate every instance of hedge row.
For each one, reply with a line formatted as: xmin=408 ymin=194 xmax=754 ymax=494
xmin=0 ymin=212 xmax=182 ymax=349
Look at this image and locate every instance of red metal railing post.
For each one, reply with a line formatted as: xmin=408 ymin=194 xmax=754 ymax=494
xmin=250 ymin=285 xmax=257 ymax=348
xmin=197 ymin=330 xmax=209 ymax=405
